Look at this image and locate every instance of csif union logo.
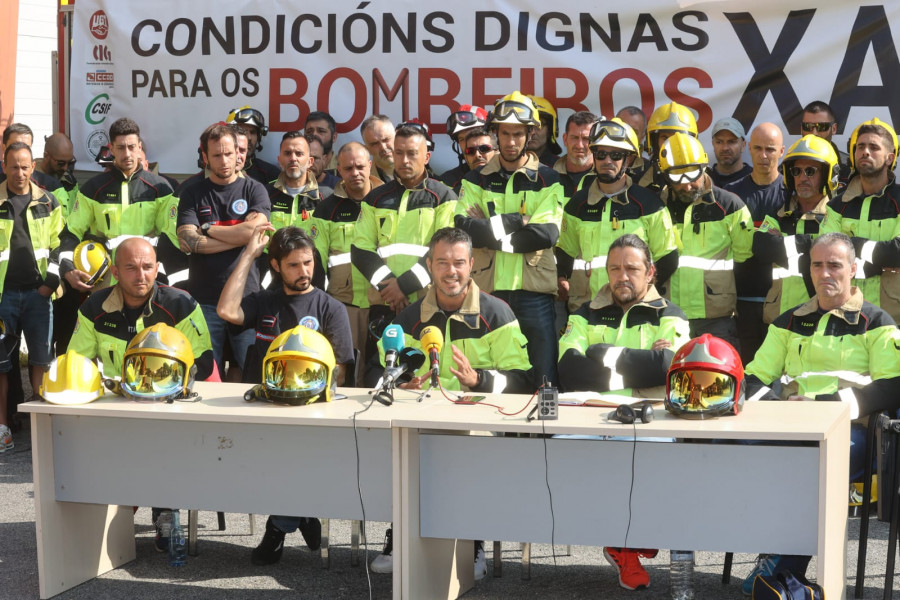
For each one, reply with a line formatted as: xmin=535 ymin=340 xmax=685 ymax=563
xmin=85 ymin=93 xmax=112 ymax=125
xmin=89 ymin=10 xmax=108 ymax=40
xmin=92 ymin=44 xmax=112 ymax=62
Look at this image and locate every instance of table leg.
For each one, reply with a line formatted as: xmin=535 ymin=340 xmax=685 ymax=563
xmin=31 ymin=413 xmax=136 ymax=599
xmin=817 ymin=414 xmax=849 ymax=600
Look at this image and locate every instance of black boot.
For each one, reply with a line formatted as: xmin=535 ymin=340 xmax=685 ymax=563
xmin=297 ymin=517 xmax=322 ymax=551
xmin=251 ymin=517 xmax=286 ymax=565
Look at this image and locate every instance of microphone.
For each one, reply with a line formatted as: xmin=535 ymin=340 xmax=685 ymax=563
xmin=374 ymin=348 xmax=426 ymax=406
xmin=381 ymin=324 xmax=404 ymax=371
xmin=420 ymin=326 xmax=443 ymax=388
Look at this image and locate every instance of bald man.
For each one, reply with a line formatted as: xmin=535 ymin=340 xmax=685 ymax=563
xmin=68 ymin=237 xmax=215 ymax=380
xmin=38 ymin=133 xmax=76 ymax=180
xmin=313 ymin=141 xmax=384 ymax=383
xmin=724 ymin=123 xmax=790 ymax=364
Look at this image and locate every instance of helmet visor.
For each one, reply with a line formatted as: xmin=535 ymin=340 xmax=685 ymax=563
xmin=121 ymin=354 xmax=186 ymax=400
xmin=668 ymin=369 xmax=736 ymax=413
xmin=263 ymin=356 xmax=328 ymax=401
xmin=450 ymin=111 xmax=482 ymax=127
xmin=492 ymin=101 xmax=536 ymax=124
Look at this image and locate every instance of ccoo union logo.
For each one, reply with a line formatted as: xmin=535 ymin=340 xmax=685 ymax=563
xmin=89 ymin=11 xmax=109 ymax=40
xmin=85 ymin=93 xmax=112 ymax=125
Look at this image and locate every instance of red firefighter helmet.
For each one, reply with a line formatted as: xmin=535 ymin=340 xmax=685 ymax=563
xmin=665 ymin=334 xmax=744 ymax=419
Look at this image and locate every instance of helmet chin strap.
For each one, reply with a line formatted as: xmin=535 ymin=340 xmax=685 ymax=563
xmin=596 ymin=164 xmax=627 ymax=184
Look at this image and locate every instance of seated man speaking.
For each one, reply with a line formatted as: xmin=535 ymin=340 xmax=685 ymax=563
xmin=556 ymin=233 xmax=690 ymax=591
xmin=741 ymin=231 xmax=900 ymax=589
xmin=369 ymin=227 xmax=533 ymax=577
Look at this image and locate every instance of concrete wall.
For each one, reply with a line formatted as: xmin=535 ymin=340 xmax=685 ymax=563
xmin=15 ymin=0 xmax=57 ymax=157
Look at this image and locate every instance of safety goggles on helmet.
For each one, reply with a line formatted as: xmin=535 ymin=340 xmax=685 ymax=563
xmin=492 ymin=101 xmax=539 ymax=125
xmin=447 ymin=105 xmax=488 ymax=140
xmin=397 ymin=119 xmax=435 ymax=151
xmin=226 ymin=106 xmax=268 ymax=136
xmin=40 ymin=351 xmax=104 ymax=405
xmin=119 ymin=323 xmax=198 ymax=403
xmin=665 ymin=168 xmax=705 ymax=184
xmin=665 ymin=334 xmax=745 ymax=419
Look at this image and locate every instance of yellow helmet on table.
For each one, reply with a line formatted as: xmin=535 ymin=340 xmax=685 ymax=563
xmin=251 ymin=325 xmax=336 ymax=405
xmin=120 ymin=323 xmax=197 ymax=402
xmin=40 ymin=351 xmax=103 ymax=405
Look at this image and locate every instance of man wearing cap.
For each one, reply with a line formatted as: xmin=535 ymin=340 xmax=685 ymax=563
xmin=709 ymin=117 xmax=752 ymax=188
xmin=724 ymin=123 xmax=789 ymax=363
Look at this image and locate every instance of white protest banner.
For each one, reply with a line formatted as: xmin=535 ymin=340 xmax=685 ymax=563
xmin=70 ymin=1 xmax=900 ymax=174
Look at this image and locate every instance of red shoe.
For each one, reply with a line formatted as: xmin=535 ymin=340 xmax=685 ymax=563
xmin=604 ymin=547 xmax=650 ymax=590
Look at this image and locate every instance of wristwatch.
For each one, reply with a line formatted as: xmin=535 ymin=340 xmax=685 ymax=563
xmin=200 ymin=222 xmax=212 ymax=235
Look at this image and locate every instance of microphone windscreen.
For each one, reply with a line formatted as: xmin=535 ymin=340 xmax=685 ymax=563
xmin=382 ymin=324 xmax=405 ymax=354
xmin=420 ymin=326 xmax=443 ymax=353
xmin=398 ymin=348 xmax=426 ymax=371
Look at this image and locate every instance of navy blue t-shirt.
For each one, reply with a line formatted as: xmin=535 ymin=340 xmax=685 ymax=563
xmin=240 ymin=287 xmax=354 ymax=382
xmin=726 ymin=174 xmax=789 ymax=299
xmin=177 ymin=176 xmax=270 ymax=305
xmin=710 ymin=163 xmax=752 ymax=189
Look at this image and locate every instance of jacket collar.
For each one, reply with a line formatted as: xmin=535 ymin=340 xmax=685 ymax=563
xmin=793 ymin=287 xmax=865 ymax=324
xmin=480 ymin=151 xmax=541 ymax=182
xmin=273 ymin=171 xmax=319 ymax=194
xmin=333 ymin=174 xmax=383 ymax=200
xmin=101 ymin=282 xmax=159 ymax=317
xmin=776 ymin=194 xmax=828 ymax=219
xmin=0 ymin=180 xmax=46 ymax=206
xmin=420 ymin=279 xmax=483 ymax=329
xmin=589 ymin=284 xmax=667 ymax=311
xmin=841 ymin=173 xmax=896 ymax=203
xmin=586 ymin=175 xmax=634 ymax=206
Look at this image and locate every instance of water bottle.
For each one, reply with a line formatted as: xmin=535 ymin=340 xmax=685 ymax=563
xmin=669 ymin=549 xmax=694 ymax=600
xmin=168 ymin=511 xmax=187 ymax=567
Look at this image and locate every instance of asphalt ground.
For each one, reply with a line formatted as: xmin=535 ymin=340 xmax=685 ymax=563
xmin=3 ymin=417 xmax=900 ymax=600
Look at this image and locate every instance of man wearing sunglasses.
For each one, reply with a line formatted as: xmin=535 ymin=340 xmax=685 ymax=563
xmin=822 ymin=117 xmax=900 ymax=323
xmin=37 ymin=133 xmax=78 ymax=205
xmin=525 ymin=95 xmax=562 ymax=167
xmin=556 ymin=118 xmax=678 ymax=315
xmin=455 ymin=91 xmax=563 ymax=386
xmin=659 ymin=133 xmax=753 ymax=349
xmin=801 ymin=101 xmax=851 ymax=184
xmin=753 ymin=135 xmax=838 ymax=326
xmin=724 ymin=122 xmax=789 ymax=364
xmin=439 ymin=105 xmax=490 ymax=191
